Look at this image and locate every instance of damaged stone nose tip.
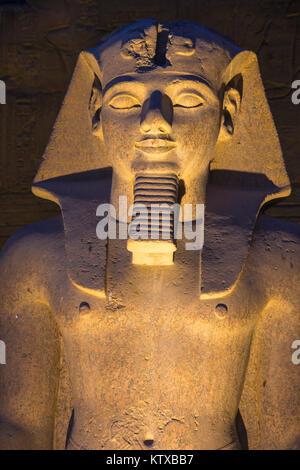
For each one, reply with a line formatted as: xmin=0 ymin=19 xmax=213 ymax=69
xmin=144 ymin=438 xmax=154 ymax=447
xmin=143 ymin=431 xmax=155 ymax=447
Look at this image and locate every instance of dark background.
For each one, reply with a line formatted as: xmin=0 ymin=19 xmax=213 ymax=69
xmin=0 ymin=0 xmax=300 ymax=249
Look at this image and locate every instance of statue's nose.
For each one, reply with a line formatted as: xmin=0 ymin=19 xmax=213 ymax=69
xmin=140 ymin=90 xmax=173 ymax=135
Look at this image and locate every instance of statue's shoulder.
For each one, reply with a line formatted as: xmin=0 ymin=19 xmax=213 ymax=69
xmin=0 ymin=215 xmax=65 ymax=275
xmin=253 ymin=213 xmax=300 ymax=251
xmin=254 ymin=213 xmax=300 ymax=242
xmin=251 ymin=214 xmax=300 ymax=288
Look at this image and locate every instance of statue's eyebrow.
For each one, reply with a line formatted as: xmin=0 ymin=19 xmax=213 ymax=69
xmin=165 ymin=75 xmax=218 ymax=101
xmin=103 ymin=76 xmax=141 ymax=96
xmin=102 ymin=74 xmax=219 ymax=102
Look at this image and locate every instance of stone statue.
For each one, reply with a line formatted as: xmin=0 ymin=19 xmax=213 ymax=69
xmin=0 ymin=19 xmax=299 ymax=450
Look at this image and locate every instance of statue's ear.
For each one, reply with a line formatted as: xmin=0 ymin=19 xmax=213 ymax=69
xmin=89 ymin=74 xmax=103 ymax=140
xmin=211 ymin=50 xmax=290 ymax=197
xmin=218 ymin=76 xmax=242 ymax=142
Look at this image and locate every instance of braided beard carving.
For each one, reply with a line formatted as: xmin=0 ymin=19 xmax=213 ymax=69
xmin=127 ymin=173 xmax=178 ymax=265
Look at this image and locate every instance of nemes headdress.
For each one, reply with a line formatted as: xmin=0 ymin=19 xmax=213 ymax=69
xmin=32 ymin=19 xmax=291 ymax=298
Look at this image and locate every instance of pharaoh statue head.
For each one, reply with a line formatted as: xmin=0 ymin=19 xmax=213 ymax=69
xmin=32 ymin=19 xmax=291 ymax=297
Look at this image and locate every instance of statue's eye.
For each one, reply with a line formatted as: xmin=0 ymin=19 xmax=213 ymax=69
xmin=174 ymin=93 xmax=204 ymax=108
xmin=109 ymin=94 xmax=141 ymax=109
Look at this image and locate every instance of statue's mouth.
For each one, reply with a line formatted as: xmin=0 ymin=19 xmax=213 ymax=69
xmin=135 ymin=138 xmax=176 ymax=155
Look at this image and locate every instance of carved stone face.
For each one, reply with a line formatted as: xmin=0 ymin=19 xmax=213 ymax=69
xmin=100 ymin=69 xmax=222 ymax=181
xmin=89 ymin=21 xmax=241 ymax=184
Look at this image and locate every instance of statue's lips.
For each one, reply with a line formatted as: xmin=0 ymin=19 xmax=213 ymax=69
xmin=135 ymin=139 xmax=176 ymax=155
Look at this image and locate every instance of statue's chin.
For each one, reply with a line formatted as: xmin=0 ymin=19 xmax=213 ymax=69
xmin=131 ymin=160 xmax=180 ymax=175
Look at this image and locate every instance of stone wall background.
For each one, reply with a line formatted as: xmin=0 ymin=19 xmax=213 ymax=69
xmin=0 ymin=0 xmax=300 ymax=249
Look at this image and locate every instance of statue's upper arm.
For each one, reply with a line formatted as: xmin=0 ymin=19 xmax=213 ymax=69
xmin=0 ymin=227 xmax=61 ymax=449
xmin=240 ymin=217 xmax=300 ymax=449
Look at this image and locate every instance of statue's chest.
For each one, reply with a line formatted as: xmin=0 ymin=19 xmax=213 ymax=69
xmin=49 ymin=230 xmax=265 ymax=357
xmin=50 ymin=266 xmax=261 ymax=428
xmin=50 ymin=256 xmax=262 ymax=348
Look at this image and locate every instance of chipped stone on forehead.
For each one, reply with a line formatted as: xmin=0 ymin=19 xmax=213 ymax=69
xmin=165 ymin=22 xmax=237 ymax=89
xmin=120 ymin=22 xmax=157 ymax=70
xmin=94 ymin=19 xmax=240 ymax=89
xmin=95 ymin=19 xmax=158 ymax=83
xmin=167 ymin=33 xmax=195 ymax=56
